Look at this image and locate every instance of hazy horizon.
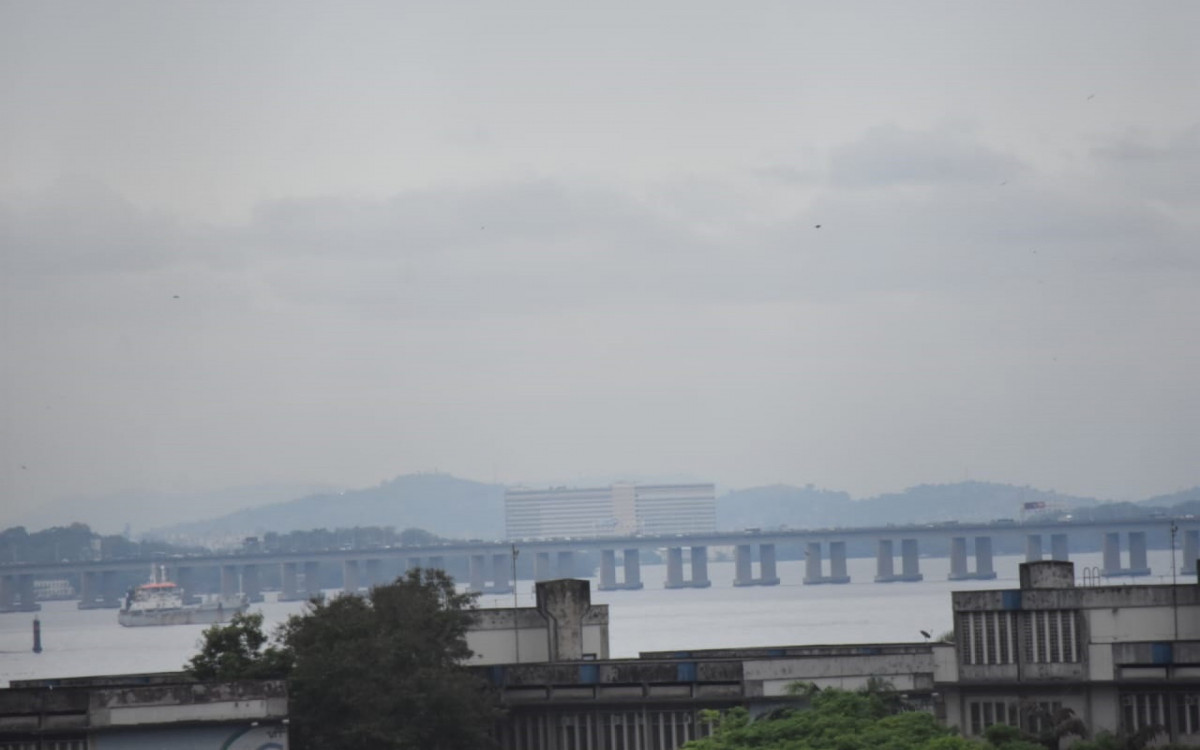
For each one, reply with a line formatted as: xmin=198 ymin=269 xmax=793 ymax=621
xmin=4 ymin=2 xmax=1198 ymax=526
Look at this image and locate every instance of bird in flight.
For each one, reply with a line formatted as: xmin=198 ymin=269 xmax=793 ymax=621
xmin=814 ymin=224 xmax=822 ymax=229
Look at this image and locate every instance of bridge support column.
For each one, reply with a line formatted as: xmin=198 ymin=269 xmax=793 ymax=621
xmin=79 ymin=571 xmax=99 ymax=607
xmin=554 ymin=551 xmax=574 ymax=579
xmin=689 ymin=546 xmax=709 ymax=588
xmin=1129 ymin=532 xmax=1149 ymax=574
xmin=0 ymin=576 xmax=14 ymax=611
xmin=174 ymin=566 xmax=198 ymax=604
xmin=949 ymin=537 xmax=969 ymax=580
xmin=600 ymin=550 xmax=617 ymax=589
xmin=1051 ymin=533 xmax=1069 ymax=561
xmin=805 ymin=542 xmax=849 ymax=584
xmin=901 ymin=538 xmax=922 ymax=581
xmin=1102 ymin=532 xmax=1121 ymax=576
xmin=1183 ymin=530 xmax=1199 ymax=576
xmin=875 ymin=540 xmax=895 ymax=581
xmin=975 ymin=536 xmax=996 ymax=579
xmin=534 ymin=552 xmax=552 ymax=581
xmin=491 ymin=553 xmax=512 ymax=594
xmin=427 ymin=556 xmax=445 ymax=572
xmin=1099 ymin=532 xmax=1151 ymax=577
xmin=735 ymin=544 xmax=779 ymax=586
xmin=242 ymin=564 xmax=263 ymax=601
xmin=804 ymin=543 xmax=822 ymax=584
xmin=364 ymin=559 xmax=383 ymax=589
xmin=303 ymin=561 xmax=321 ymax=598
xmin=101 ymin=570 xmax=121 ymax=607
xmin=1026 ymin=535 xmax=1044 ymax=561
xmin=829 ymin=541 xmax=849 ymax=582
xmin=665 ymin=548 xmax=684 ymax=587
xmin=10 ymin=575 xmax=38 ymax=612
xmin=469 ymin=555 xmax=487 ymax=592
xmin=280 ymin=562 xmax=299 ymax=601
xmin=221 ymin=565 xmax=239 ymax=597
xmin=343 ymin=560 xmax=360 ymax=594
xmin=626 ymin=549 xmax=644 ymax=588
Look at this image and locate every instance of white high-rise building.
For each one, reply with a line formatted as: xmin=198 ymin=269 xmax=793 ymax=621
xmin=504 ymin=483 xmax=716 ymax=540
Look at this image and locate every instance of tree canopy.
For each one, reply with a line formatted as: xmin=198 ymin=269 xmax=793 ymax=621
xmin=186 ymin=568 xmax=498 ymax=750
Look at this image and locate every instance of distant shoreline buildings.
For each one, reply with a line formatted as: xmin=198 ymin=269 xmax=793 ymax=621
xmin=504 ymin=483 xmax=717 ymax=539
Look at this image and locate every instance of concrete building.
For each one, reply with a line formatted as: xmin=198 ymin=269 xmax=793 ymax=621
xmin=941 ymin=560 xmax=1200 ymax=743
xmin=505 ymin=483 xmax=716 ymax=539
xmin=0 ymin=674 xmax=288 ymax=749
xmin=468 ymin=578 xmax=610 ymax=664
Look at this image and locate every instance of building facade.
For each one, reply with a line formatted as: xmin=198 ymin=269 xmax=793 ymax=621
xmin=505 ymin=483 xmax=716 ymax=539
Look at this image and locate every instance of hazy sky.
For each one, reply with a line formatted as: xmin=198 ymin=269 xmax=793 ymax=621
xmin=3 ymin=1 xmax=1199 ymax=525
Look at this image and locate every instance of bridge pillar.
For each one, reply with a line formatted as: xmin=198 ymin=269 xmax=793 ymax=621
xmin=427 ymin=555 xmax=445 ymax=572
xmin=281 ymin=562 xmax=299 ymax=600
xmin=303 ymin=561 xmax=321 ymax=598
xmin=343 ymin=560 xmax=360 ymax=594
xmin=101 ymin=570 xmax=121 ymax=607
xmin=79 ymin=571 xmax=98 ymax=607
xmin=665 ymin=547 xmax=684 ymax=588
xmin=534 ymin=552 xmax=552 ymax=581
xmin=875 ymin=540 xmax=895 ymax=581
xmin=174 ymin=566 xmax=198 ymax=604
xmin=829 ymin=541 xmax=849 ymax=582
xmin=221 ymin=565 xmax=239 ymax=597
xmin=1129 ymin=532 xmax=1149 ymax=573
xmin=1051 ymin=533 xmax=1069 ymax=561
xmin=469 ymin=555 xmax=487 ymax=592
xmin=599 ymin=550 xmax=617 ymax=589
xmin=901 ymin=538 xmax=922 ymax=581
xmin=1102 ymin=532 xmax=1121 ymax=575
xmin=0 ymin=576 xmax=14 ymax=611
xmin=975 ymin=536 xmax=996 ymax=578
xmin=242 ymin=564 xmax=263 ymax=601
xmin=1026 ymin=534 xmax=1044 ymax=561
xmin=735 ymin=543 xmax=779 ymax=586
xmin=949 ymin=537 xmax=969 ymax=580
xmin=1183 ymin=530 xmax=1199 ymax=576
xmin=17 ymin=574 xmax=38 ymax=611
xmin=364 ymin=559 xmax=383 ymax=589
xmin=554 ymin=551 xmax=574 ymax=579
xmin=689 ymin=546 xmax=709 ymax=588
xmin=803 ymin=542 xmax=822 ymax=584
xmin=626 ymin=548 xmax=644 ymax=588
xmin=491 ymin=552 xmax=512 ymax=594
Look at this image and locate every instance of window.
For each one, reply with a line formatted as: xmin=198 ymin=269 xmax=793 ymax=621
xmin=960 ymin=611 xmax=1018 ymax=665
xmin=1023 ymin=610 xmax=1078 ymax=663
xmin=970 ymin=700 xmax=1018 ymax=735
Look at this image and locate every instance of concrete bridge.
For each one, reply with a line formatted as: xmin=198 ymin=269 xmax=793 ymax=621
xmin=0 ymin=518 xmax=1194 ymax=612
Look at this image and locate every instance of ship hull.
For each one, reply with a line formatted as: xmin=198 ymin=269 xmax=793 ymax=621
xmin=118 ymin=601 xmax=248 ymax=627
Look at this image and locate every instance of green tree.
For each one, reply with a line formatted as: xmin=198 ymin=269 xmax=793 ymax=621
xmin=185 ymin=611 xmax=291 ymax=681
xmin=185 ymin=568 xmax=498 ymax=750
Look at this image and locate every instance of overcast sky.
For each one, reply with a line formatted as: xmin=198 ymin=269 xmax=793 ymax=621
xmin=3 ymin=1 xmax=1199 ymax=526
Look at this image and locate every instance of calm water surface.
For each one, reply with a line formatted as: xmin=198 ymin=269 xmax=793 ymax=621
xmin=0 ymin=551 xmax=1178 ymax=686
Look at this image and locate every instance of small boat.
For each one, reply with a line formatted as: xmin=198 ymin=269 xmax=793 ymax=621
xmin=118 ymin=568 xmax=248 ymax=627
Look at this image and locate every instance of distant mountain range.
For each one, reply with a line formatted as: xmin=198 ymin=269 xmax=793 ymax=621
xmin=142 ymin=473 xmax=1200 ymax=547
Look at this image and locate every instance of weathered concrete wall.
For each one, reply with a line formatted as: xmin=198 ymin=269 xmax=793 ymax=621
xmin=1020 ymin=561 xmax=1075 ymax=589
xmin=93 ymin=723 xmax=287 ymax=750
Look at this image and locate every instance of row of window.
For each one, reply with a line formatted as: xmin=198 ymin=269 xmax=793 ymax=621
xmin=0 ymin=742 xmax=85 ymax=750
xmin=959 ymin=610 xmax=1078 ymax=665
xmin=968 ymin=700 xmax=1062 ymax=736
xmin=1122 ymin=692 xmax=1200 ymax=737
xmin=498 ymin=710 xmax=712 ymax=750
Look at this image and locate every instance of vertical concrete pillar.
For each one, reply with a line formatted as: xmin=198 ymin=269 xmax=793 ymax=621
xmin=690 ymin=546 xmax=710 ymax=587
xmin=365 ymin=559 xmax=382 ymax=589
xmin=1026 ymin=535 xmax=1044 ymax=562
xmin=975 ymin=536 xmax=996 ymax=578
xmin=221 ymin=565 xmax=239 ymax=597
xmin=1102 ymin=532 xmax=1121 ymax=575
xmin=804 ymin=542 xmax=822 ymax=584
xmin=175 ymin=567 xmax=197 ymax=604
xmin=342 ymin=560 xmax=360 ymax=594
xmin=242 ymin=564 xmax=262 ymax=601
xmin=80 ymin=571 xmax=98 ymax=606
xmin=304 ymin=561 xmax=321 ymax=598
xmin=829 ymin=541 xmax=849 ymax=582
xmin=600 ymin=550 xmax=617 ymax=589
xmin=101 ymin=570 xmax=122 ymax=607
xmin=759 ymin=544 xmax=779 ymax=584
xmin=491 ymin=552 xmax=512 ymax=594
xmin=0 ymin=576 xmax=14 ymax=610
xmin=876 ymin=540 xmax=894 ymax=581
xmin=734 ymin=544 xmax=753 ymax=585
xmin=281 ymin=562 xmax=299 ymax=600
xmin=624 ymin=548 xmax=642 ymax=588
xmin=665 ymin=547 xmax=685 ymax=588
xmin=901 ymin=538 xmax=922 ymax=581
xmin=534 ymin=552 xmax=552 ymax=581
xmin=469 ymin=554 xmax=487 ymax=592
xmin=949 ymin=537 xmax=968 ymax=580
xmin=535 ymin=579 xmax=592 ymax=661
xmin=1128 ymin=532 xmax=1149 ymax=574
xmin=1051 ymin=533 xmax=1069 ymax=561
xmin=554 ymin=551 xmax=573 ymax=578
xmin=1183 ymin=530 xmax=1199 ymax=575
xmin=16 ymin=575 xmax=36 ymax=610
